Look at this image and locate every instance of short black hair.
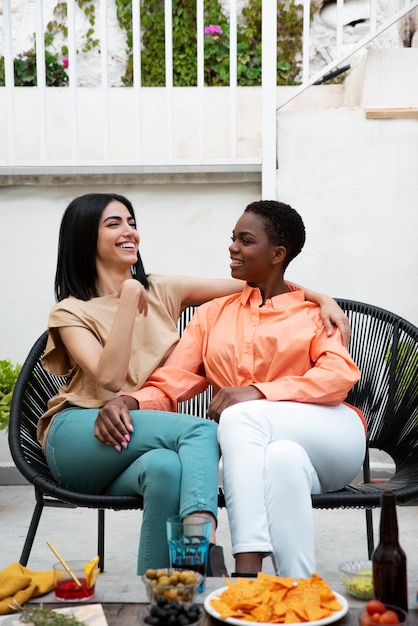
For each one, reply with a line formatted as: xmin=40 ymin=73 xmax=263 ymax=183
xmin=55 ymin=193 xmax=149 ymax=301
xmin=244 ymin=200 xmax=306 ymax=269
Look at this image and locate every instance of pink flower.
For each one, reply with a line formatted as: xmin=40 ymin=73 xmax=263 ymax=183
xmin=62 ymin=59 xmax=69 ymax=68
xmin=204 ymin=24 xmax=223 ymax=38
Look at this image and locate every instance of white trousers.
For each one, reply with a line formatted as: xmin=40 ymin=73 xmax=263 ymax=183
xmin=217 ymin=400 xmax=366 ymax=578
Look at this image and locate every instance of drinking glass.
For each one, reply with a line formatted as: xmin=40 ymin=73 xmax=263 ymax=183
xmin=53 ymin=560 xmax=95 ymax=601
xmin=166 ymin=515 xmax=211 ymax=592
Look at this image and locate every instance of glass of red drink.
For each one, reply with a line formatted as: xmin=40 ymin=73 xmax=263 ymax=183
xmin=53 ymin=560 xmax=95 ymax=602
xmin=166 ymin=516 xmax=211 ymax=593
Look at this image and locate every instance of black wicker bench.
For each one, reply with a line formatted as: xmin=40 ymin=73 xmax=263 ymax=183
xmin=9 ymin=299 xmax=418 ymax=569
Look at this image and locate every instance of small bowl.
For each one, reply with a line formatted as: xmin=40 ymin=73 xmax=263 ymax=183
xmin=142 ymin=568 xmax=203 ymax=605
xmin=142 ymin=596 xmax=203 ymax=626
xmin=358 ymin=604 xmax=408 ymax=625
xmin=339 ymin=560 xmax=373 ymax=599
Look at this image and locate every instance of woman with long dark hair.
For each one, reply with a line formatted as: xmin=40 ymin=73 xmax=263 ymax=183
xmin=39 ymin=193 xmax=350 ymax=575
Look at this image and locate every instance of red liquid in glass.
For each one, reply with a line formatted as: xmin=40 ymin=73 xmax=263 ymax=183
xmin=173 ymin=558 xmax=205 ymax=576
xmin=55 ymin=577 xmax=94 ymax=601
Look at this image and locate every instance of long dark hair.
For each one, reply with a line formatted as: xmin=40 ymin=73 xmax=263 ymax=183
xmin=55 ymin=193 xmax=150 ymax=301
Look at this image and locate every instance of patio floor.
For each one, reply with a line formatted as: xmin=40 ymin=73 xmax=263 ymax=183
xmin=1 ymin=483 xmax=418 ymax=610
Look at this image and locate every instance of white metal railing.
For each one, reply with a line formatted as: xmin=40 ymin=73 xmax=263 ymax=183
xmin=277 ymin=0 xmax=418 ymax=110
xmin=0 ymin=0 xmax=417 ymax=197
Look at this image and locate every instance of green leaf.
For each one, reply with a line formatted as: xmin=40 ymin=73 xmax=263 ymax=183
xmin=0 ymin=359 xmax=21 ymax=431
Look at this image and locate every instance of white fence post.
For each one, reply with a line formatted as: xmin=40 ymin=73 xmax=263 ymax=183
xmin=261 ymin=0 xmax=277 ymax=200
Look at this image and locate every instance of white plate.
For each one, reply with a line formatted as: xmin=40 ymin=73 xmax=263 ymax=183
xmin=204 ymin=587 xmax=348 ymax=626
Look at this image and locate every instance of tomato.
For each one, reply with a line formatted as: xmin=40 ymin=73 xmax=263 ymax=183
xmin=361 ymin=613 xmax=383 ymax=626
xmin=360 ymin=612 xmax=373 ymax=626
xmin=366 ymin=600 xmax=387 ymax=616
xmin=379 ymin=610 xmax=400 ymax=624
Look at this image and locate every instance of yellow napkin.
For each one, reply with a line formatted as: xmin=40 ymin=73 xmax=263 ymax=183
xmin=0 ymin=562 xmax=54 ymax=615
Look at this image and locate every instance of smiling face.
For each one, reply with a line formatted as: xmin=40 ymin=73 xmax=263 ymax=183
xmin=229 ymin=211 xmax=285 ymax=286
xmin=96 ymin=200 xmax=140 ymax=270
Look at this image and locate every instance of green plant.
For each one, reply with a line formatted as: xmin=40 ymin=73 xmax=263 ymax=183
xmin=45 ymin=1 xmax=69 ymax=57
xmin=0 ymin=48 xmax=69 ymax=86
xmin=203 ymin=0 xmax=298 ymax=86
xmin=0 ymin=0 xmax=99 ymax=87
xmin=116 ymin=0 xmax=304 ymax=87
xmin=1 ymin=0 xmax=308 ymax=88
xmin=202 ymin=0 xmax=281 ymax=87
xmin=203 ymin=6 xmax=230 ymax=86
xmin=235 ymin=0 xmax=306 ymax=86
xmin=19 ymin=603 xmax=85 ymax=625
xmin=116 ymin=0 xmax=135 ymax=85
xmin=119 ymin=0 xmax=199 ymax=87
xmin=385 ymin=340 xmax=418 ymax=406
xmin=77 ymin=0 xmax=100 ymax=52
xmin=46 ymin=0 xmax=99 ymax=55
xmin=0 ymin=359 xmax=21 ymax=431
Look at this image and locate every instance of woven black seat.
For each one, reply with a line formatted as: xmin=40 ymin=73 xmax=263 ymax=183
xmin=182 ymin=299 xmax=418 ymax=557
xmin=311 ymin=299 xmax=418 ymax=556
xmin=8 ymin=311 xmax=217 ymax=571
xmin=8 ymin=331 xmax=144 ymax=571
xmin=9 ymin=300 xmax=418 ymax=568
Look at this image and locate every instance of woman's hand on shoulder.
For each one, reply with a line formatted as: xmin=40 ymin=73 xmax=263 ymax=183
xmin=95 ymin=395 xmax=138 ymax=451
xmin=292 ymin=283 xmax=351 ymax=347
xmin=119 ymin=279 xmax=149 ymax=316
xmin=318 ymin=297 xmax=351 ymax=347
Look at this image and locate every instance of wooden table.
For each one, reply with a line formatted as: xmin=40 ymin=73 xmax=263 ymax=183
xmin=42 ymin=602 xmax=363 ymax=625
xmin=34 ymin=576 xmax=418 ymax=626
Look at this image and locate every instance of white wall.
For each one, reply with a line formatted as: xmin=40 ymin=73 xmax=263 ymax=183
xmin=1 ymin=50 xmax=417 ymax=367
xmin=275 ymin=109 xmax=418 ymax=325
xmin=275 ymin=51 xmax=418 ymax=325
xmin=1 ymin=142 xmax=417 ymax=370
xmin=0 ymin=182 xmax=260 ymax=364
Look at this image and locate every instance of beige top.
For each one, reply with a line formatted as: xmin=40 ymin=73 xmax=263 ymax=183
xmin=37 ymin=274 xmax=184 ymax=451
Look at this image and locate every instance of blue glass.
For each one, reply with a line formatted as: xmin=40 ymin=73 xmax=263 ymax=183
xmin=167 ymin=515 xmax=211 ymax=592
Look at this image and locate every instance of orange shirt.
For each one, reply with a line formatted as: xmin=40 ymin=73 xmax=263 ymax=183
xmin=131 ymin=285 xmax=363 ymax=424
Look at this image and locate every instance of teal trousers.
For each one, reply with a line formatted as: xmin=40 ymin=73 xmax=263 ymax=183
xmin=45 ymin=408 xmax=219 ymax=573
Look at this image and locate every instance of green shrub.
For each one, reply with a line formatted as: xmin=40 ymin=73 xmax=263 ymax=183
xmin=1 ymin=0 xmax=308 ymax=88
xmin=385 ymin=341 xmax=418 ymax=407
xmin=0 ymin=359 xmax=22 ymax=431
xmin=0 ymin=48 xmax=68 ymax=86
xmin=118 ymin=0 xmax=303 ymax=87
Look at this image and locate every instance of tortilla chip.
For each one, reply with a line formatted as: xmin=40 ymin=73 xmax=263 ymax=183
xmin=211 ymin=598 xmax=243 ymax=619
xmin=251 ymin=604 xmax=274 ymax=622
xmin=210 ymin=572 xmax=342 ymax=623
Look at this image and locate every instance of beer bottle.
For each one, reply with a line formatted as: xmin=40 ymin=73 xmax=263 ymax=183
xmin=372 ymin=491 xmax=408 ymax=611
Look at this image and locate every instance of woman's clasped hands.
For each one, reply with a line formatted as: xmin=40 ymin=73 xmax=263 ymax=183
xmin=94 ymin=396 xmax=138 ymax=452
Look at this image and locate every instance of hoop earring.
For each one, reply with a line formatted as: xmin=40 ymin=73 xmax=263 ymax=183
xmin=131 ymin=265 xmax=137 ymax=276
